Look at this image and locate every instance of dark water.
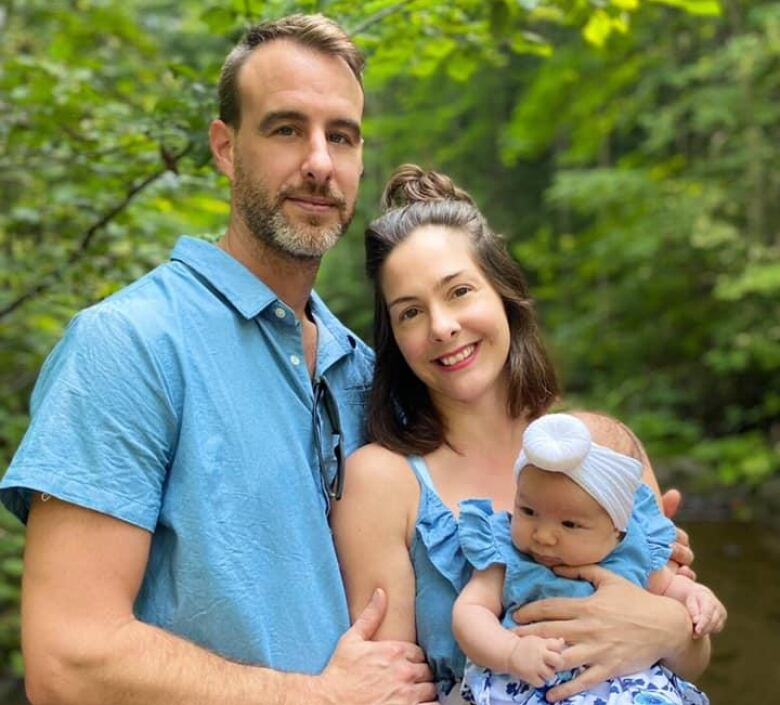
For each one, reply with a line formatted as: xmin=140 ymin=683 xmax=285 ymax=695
xmin=690 ymin=520 xmax=780 ymax=704
xmin=0 ymin=520 xmax=776 ymax=704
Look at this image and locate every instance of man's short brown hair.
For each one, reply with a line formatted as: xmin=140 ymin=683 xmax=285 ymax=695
xmin=217 ymin=14 xmax=365 ymax=128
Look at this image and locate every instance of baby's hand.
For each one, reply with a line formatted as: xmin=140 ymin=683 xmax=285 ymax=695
xmin=686 ymin=583 xmax=727 ymax=637
xmin=506 ymin=635 xmax=566 ymax=687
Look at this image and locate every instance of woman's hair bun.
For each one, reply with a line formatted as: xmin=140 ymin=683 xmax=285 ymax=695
xmin=381 ymin=164 xmax=475 ymax=211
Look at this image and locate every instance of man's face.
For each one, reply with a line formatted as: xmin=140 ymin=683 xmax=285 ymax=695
xmin=228 ymin=40 xmax=363 ymax=260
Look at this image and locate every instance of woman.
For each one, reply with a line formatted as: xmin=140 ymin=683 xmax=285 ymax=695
xmin=331 ymin=165 xmax=709 ymax=704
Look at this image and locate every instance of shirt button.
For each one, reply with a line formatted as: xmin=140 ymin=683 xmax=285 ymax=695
xmin=290 ymin=354 xmax=301 ymax=366
xmin=274 ymin=307 xmax=286 ymax=319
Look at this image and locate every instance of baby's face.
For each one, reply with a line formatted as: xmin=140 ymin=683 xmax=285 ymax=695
xmin=511 ymin=466 xmax=621 ymax=568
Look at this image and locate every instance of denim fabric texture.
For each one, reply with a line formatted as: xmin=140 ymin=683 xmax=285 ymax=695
xmin=1 ymin=236 xmax=374 ymax=673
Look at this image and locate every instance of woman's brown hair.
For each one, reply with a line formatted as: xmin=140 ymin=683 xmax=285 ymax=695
xmin=365 ymin=165 xmax=559 ymax=455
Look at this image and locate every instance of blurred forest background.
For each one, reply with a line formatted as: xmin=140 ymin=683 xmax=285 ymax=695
xmin=1 ymin=0 xmax=778 ymax=701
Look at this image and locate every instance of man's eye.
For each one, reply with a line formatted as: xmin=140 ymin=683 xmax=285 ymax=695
xmin=328 ymin=132 xmax=353 ymax=145
xmin=274 ymin=126 xmax=296 ymax=136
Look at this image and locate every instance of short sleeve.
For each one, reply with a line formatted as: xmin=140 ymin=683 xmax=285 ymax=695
xmin=633 ymin=484 xmax=676 ymax=572
xmin=457 ymin=498 xmax=511 ymax=570
xmin=0 ymin=305 xmax=179 ymax=530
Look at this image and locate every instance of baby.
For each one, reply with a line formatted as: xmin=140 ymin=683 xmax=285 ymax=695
xmin=452 ymin=413 xmax=726 ymax=705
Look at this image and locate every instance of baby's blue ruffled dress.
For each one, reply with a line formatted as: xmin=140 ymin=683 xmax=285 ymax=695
xmin=458 ymin=486 xmax=710 ymax=705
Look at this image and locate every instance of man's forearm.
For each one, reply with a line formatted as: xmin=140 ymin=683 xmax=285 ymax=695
xmin=25 ymin=617 xmax=321 ymax=705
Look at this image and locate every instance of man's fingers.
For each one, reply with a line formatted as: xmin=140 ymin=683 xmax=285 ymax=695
xmin=661 ymin=489 xmax=682 ymax=518
xmin=348 ymin=588 xmax=386 ymax=641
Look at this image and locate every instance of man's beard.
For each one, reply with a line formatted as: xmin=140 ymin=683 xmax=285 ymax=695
xmin=233 ymin=158 xmax=354 ymax=260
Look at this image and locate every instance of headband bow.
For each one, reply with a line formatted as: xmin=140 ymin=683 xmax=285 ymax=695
xmin=514 ymin=413 xmax=642 ymax=531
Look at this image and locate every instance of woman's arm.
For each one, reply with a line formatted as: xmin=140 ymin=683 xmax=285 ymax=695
xmin=513 ymin=565 xmax=710 ymax=702
xmin=453 ymin=566 xmax=564 ymax=687
xmin=331 ymin=444 xmax=420 ymax=642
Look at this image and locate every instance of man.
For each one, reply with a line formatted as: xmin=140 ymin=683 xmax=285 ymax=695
xmin=1 ymin=15 xmax=436 ymax=705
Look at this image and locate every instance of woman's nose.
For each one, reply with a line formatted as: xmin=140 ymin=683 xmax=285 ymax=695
xmin=429 ymin=306 xmax=460 ymax=342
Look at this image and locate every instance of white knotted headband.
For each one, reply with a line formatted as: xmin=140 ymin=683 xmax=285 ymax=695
xmin=514 ymin=413 xmax=642 ymax=531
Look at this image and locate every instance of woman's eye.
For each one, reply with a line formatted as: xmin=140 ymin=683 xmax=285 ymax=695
xmin=452 ymin=285 xmax=471 ymax=298
xmin=399 ymin=307 xmax=419 ymax=322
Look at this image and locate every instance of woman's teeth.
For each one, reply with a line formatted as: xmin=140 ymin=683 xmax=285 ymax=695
xmin=439 ymin=344 xmax=475 ymax=367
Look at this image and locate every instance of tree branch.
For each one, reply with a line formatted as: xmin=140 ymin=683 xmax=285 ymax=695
xmin=348 ymin=0 xmax=419 ymax=37
xmin=0 ymin=142 xmax=193 ymax=320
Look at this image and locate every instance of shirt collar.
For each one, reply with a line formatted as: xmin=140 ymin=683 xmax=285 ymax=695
xmin=171 ymin=236 xmax=360 ymax=358
xmin=170 ymin=236 xmax=278 ymax=320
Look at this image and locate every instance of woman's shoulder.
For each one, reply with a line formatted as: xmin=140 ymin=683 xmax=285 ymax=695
xmin=336 ymin=443 xmax=420 ymax=538
xmin=345 ymin=442 xmax=420 ymax=495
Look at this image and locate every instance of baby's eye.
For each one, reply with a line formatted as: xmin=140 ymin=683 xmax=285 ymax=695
xmin=519 ymin=506 xmax=535 ymax=517
xmin=561 ymin=520 xmax=580 ymax=529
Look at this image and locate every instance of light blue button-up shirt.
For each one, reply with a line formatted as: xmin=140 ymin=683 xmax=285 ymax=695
xmin=1 ymin=236 xmax=374 ymax=672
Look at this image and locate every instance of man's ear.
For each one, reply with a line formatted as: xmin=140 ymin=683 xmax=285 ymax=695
xmin=209 ymin=119 xmax=235 ymax=181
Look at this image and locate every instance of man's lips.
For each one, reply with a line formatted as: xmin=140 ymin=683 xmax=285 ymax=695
xmin=284 ymin=195 xmax=341 ymax=212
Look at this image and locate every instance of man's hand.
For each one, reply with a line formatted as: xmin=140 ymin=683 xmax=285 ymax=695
xmin=512 ymin=565 xmax=691 ymax=702
xmin=506 ymin=636 xmax=565 ymax=688
xmin=661 ymin=489 xmax=696 ymax=579
xmin=318 ymin=589 xmax=437 ymax=705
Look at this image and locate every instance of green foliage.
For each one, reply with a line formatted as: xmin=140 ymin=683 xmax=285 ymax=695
xmin=4 ymin=0 xmax=779 ymax=683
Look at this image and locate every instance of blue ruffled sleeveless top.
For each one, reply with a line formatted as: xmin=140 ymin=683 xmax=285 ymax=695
xmin=457 ymin=484 xmax=677 ymax=631
xmin=407 ymin=455 xmax=471 ymax=697
xmin=406 ymin=456 xmax=677 ymax=698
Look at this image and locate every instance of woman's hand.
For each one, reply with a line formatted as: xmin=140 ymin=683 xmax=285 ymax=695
xmin=661 ymin=489 xmax=696 ymax=579
xmin=511 ymin=565 xmax=695 ymax=702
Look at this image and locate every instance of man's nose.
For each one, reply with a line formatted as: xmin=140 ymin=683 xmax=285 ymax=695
xmin=300 ymin=132 xmax=334 ymax=186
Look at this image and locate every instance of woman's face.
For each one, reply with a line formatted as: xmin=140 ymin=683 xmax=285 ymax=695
xmin=380 ymin=225 xmax=511 ymax=410
xmin=511 ymin=466 xmax=620 ymax=567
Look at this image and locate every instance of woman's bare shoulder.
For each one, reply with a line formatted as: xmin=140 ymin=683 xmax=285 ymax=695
xmin=344 ymin=442 xmax=419 ymax=494
xmin=335 ymin=443 xmax=420 ymax=540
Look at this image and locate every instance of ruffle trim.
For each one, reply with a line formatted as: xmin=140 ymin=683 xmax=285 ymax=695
xmin=632 ymin=484 xmax=676 ymax=572
xmin=457 ymin=498 xmax=511 ymax=571
xmin=415 ymin=487 xmax=472 ymax=591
